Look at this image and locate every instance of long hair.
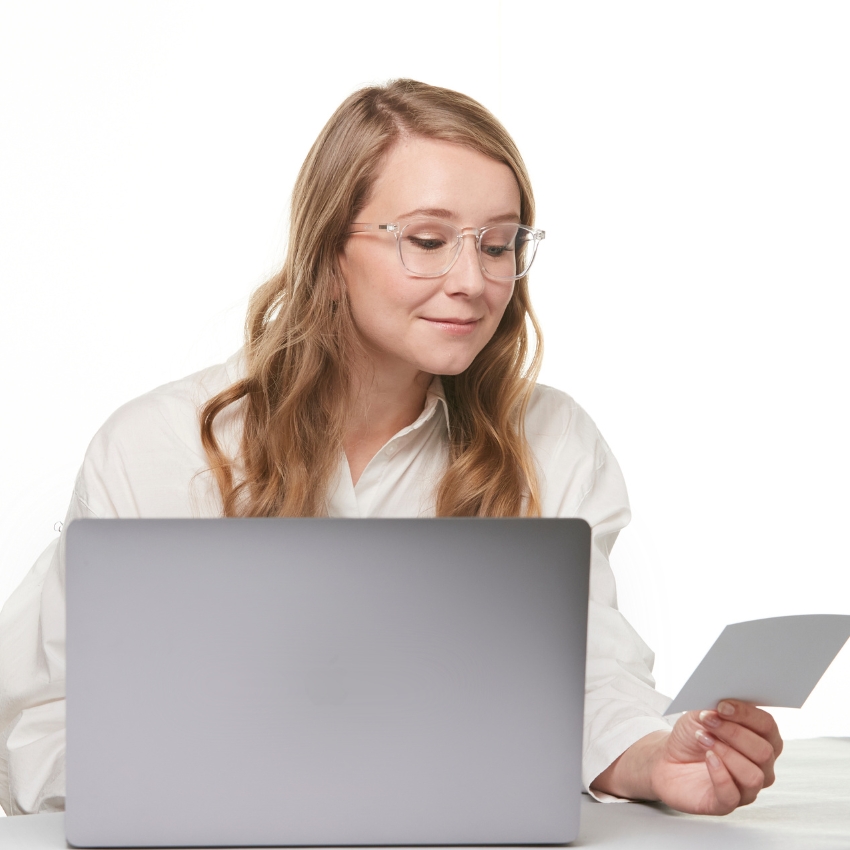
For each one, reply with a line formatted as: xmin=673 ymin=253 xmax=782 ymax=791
xmin=200 ymin=79 xmax=543 ymax=517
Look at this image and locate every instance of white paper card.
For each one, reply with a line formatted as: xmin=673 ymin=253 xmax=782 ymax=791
xmin=664 ymin=614 xmax=850 ymax=715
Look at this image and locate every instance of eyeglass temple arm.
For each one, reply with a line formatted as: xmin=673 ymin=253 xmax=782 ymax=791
xmin=348 ymin=223 xmax=399 ymax=234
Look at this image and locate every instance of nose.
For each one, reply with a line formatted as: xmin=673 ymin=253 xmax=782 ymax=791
xmin=443 ymin=232 xmax=487 ymax=297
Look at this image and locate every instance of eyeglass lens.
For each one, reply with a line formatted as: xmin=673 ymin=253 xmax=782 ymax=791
xmin=399 ymin=221 xmax=538 ymax=279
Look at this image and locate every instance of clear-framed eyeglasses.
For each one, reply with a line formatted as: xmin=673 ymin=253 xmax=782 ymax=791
xmin=348 ymin=219 xmax=545 ymax=281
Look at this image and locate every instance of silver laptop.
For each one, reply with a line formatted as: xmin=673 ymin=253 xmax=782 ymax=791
xmin=65 ymin=518 xmax=591 ymax=847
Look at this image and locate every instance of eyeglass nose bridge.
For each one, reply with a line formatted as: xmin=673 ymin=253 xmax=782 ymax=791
xmin=424 ymin=224 xmax=504 ymax=279
xmin=447 ymin=227 xmax=485 ymax=275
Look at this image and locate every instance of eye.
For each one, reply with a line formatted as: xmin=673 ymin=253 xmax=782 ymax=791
xmin=406 ymin=235 xmax=448 ymax=252
xmin=479 ymin=224 xmax=520 ymax=261
xmin=481 ymin=242 xmax=514 ymax=258
xmin=403 ymin=221 xmax=456 ymax=253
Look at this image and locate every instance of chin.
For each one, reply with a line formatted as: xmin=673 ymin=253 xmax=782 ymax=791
xmin=436 ymin=363 xmax=473 ymax=377
xmin=421 ymin=355 xmax=479 ymax=377
xmin=410 ymin=338 xmax=493 ymax=377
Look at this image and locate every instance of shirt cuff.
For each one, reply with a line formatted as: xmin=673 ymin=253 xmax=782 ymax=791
xmin=583 ymin=715 xmax=675 ymax=803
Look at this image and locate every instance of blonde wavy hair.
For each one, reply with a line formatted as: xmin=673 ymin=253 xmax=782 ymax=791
xmin=200 ymin=79 xmax=543 ymax=517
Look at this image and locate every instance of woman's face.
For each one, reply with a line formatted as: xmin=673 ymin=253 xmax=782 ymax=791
xmin=339 ymin=136 xmax=521 ymax=383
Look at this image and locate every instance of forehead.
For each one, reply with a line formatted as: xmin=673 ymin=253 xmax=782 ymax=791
xmin=363 ymin=136 xmax=522 ymax=223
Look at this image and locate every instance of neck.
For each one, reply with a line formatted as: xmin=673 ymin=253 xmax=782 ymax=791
xmin=343 ymin=359 xmax=433 ymax=486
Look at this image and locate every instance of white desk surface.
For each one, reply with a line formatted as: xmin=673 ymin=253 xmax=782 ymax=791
xmin=2 ymin=738 xmax=848 ymax=849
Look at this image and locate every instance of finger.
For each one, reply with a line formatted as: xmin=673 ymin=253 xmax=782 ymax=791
xmin=702 ymin=739 xmax=766 ymax=806
xmin=666 ymin=711 xmax=719 ymax=761
xmin=704 ymin=749 xmax=743 ymax=814
xmin=715 ymin=701 xmax=784 ymax=757
xmin=698 ymin=713 xmax=777 ymax=785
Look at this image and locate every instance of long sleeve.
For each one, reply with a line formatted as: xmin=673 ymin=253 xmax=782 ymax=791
xmin=0 ymin=358 xmax=235 ymax=815
xmin=0 ymin=485 xmax=92 ymax=815
xmin=525 ymin=384 xmax=674 ymax=799
xmin=573 ymin=441 xmax=673 ymax=799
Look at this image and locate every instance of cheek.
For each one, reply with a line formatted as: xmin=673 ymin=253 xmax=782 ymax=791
xmin=342 ymin=258 xmax=424 ymax=341
xmin=348 ymin=272 xmax=413 ymax=321
xmin=488 ymin=284 xmax=516 ymax=322
xmin=358 ymin=264 xmax=432 ymax=317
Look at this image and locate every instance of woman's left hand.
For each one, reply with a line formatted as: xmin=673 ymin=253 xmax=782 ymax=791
xmin=648 ymin=700 xmax=784 ymax=814
xmin=592 ymin=699 xmax=783 ymax=814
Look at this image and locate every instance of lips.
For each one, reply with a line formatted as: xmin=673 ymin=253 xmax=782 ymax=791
xmin=421 ymin=317 xmax=480 ymax=336
xmin=423 ymin=318 xmax=478 ymax=324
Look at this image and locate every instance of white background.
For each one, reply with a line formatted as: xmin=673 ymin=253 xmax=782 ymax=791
xmin=1 ymin=0 xmax=848 ymax=785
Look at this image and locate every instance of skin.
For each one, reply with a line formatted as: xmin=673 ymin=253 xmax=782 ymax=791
xmin=339 ymin=136 xmax=518 ymax=484
xmin=592 ymin=699 xmax=783 ymax=813
xmin=338 ymin=137 xmax=783 ymax=813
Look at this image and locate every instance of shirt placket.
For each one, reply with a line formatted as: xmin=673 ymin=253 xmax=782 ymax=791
xmin=326 ymin=381 xmax=449 ymax=518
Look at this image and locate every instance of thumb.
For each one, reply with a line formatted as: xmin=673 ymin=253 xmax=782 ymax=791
xmin=666 ymin=710 xmax=712 ymax=762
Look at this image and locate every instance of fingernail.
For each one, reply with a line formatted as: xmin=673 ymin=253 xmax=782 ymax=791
xmin=706 ymin=750 xmax=721 ymax=768
xmin=696 ymin=729 xmax=716 ymax=747
xmin=699 ymin=710 xmax=720 ymax=728
xmin=717 ymin=701 xmax=735 ymax=716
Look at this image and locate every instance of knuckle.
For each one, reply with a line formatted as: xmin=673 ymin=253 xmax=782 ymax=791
xmin=712 ymin=740 xmax=731 ymax=759
xmin=752 ymin=738 xmax=774 ymax=764
xmin=719 ymin=722 xmax=743 ymax=747
xmin=719 ymin=789 xmax=741 ymax=813
xmin=744 ymin=766 xmax=766 ymax=792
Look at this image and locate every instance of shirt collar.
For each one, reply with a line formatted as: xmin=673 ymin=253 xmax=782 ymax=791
xmin=391 ymin=375 xmax=450 ymax=439
xmin=426 ymin=374 xmax=448 ymax=419
xmin=431 ymin=376 xmax=451 ymax=428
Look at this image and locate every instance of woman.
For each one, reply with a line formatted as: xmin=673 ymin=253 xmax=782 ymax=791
xmin=0 ymin=79 xmax=781 ymax=816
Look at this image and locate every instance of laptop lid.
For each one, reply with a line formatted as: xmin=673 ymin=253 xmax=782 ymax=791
xmin=65 ymin=517 xmax=590 ymax=847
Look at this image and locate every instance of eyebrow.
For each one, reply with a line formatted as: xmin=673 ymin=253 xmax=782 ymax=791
xmin=396 ymin=207 xmax=522 ymax=224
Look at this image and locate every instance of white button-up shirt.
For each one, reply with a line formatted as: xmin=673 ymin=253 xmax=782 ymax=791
xmin=0 ymin=352 xmax=673 ymax=815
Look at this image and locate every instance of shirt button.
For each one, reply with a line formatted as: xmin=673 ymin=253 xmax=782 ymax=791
xmin=385 ymin=444 xmax=398 ymax=457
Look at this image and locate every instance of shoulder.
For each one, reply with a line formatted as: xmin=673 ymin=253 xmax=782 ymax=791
xmin=76 ymin=352 xmax=245 ymax=517
xmin=91 ymin=353 xmax=243 ymax=454
xmin=523 ymin=383 xmax=628 ymax=519
xmin=524 ymin=382 xmax=610 ymax=458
